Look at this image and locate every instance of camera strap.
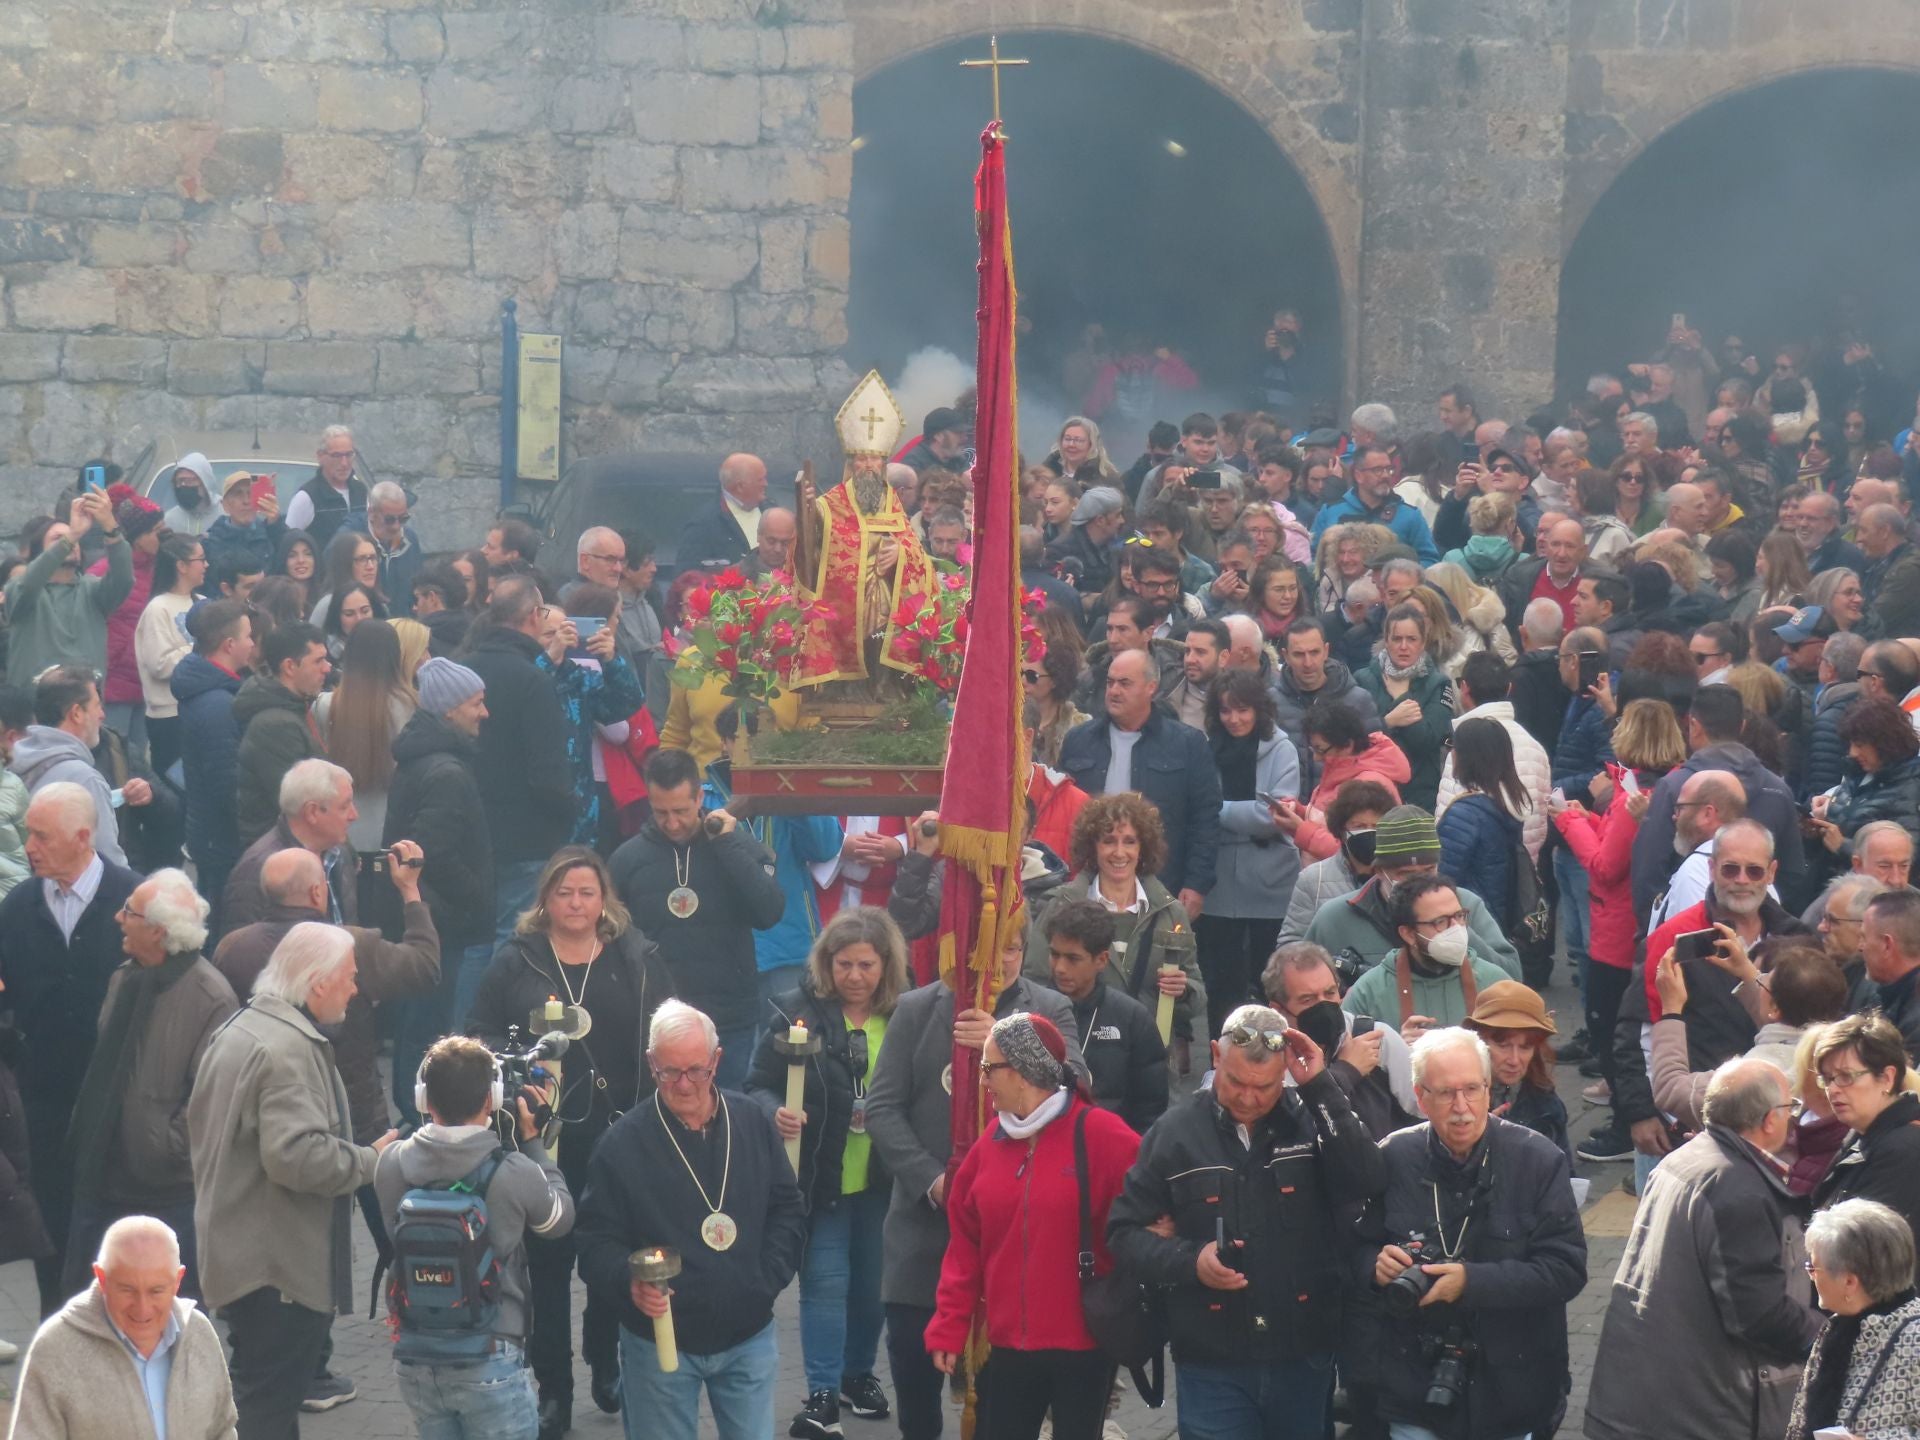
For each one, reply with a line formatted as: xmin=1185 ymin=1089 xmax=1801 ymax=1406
xmin=1426 ymin=1147 xmax=1496 ymax=1262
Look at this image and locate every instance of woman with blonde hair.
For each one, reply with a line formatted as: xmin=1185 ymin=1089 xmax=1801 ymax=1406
xmin=467 ymin=843 xmax=673 ymax=1421
xmin=311 ymin=617 xmax=415 ymax=850
xmin=746 ymin=906 xmax=908 ymax=1434
xmin=1313 ymin=521 xmax=1395 ymax=613
xmin=1757 ymin=530 xmax=1812 ymax=613
xmin=1424 ymin=562 xmax=1519 ymax=675
xmin=1439 ymin=491 xmax=1520 ymax=584
xmin=1045 ymin=415 xmax=1121 ymax=487
xmin=390 ymin=616 xmax=431 ymax=683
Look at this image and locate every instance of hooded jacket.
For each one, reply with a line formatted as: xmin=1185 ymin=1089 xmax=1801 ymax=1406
xmin=171 ymin=653 xmax=245 ymax=876
xmin=384 ymin=708 xmax=495 ymax=949
xmin=1442 ymin=534 xmax=1520 ymax=586
xmin=1437 ymin=792 xmax=1526 ymax=923
xmin=1271 ymin=658 xmax=1384 ymax=796
xmin=1632 ymin=741 xmax=1813 ymax=917
xmin=3 ymin=530 xmax=133 ymax=687
xmin=89 ymin=543 xmax=156 ymax=706
xmin=373 ymin=1121 xmax=574 ymax=1343
xmin=1806 ymin=680 xmax=1864 ymax=799
xmin=9 ymin=725 xmax=128 ymax=868
xmin=1586 ymin=1125 xmax=1821 ymax=1440
xmin=1302 ymin=873 xmax=1521 ymax=980
xmin=9 ymin=1285 xmax=237 ymax=1440
xmin=162 ymin=452 xmax=218 ymax=537
xmin=232 ymin=674 xmax=321 ymax=847
xmin=461 ymin=624 xmax=575 ymax=862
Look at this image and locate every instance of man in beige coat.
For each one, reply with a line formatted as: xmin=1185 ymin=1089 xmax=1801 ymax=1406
xmin=9 ymin=1214 xmax=236 ymax=1440
xmin=187 ymin=922 xmax=397 ymax=1439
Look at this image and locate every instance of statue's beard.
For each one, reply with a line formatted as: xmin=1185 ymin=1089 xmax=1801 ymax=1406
xmin=852 ymin=473 xmax=887 ymax=514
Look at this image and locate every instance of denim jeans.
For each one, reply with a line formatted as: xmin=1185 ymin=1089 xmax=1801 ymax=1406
xmin=1553 ymin=846 xmax=1591 ymax=1008
xmin=715 ymin=1024 xmax=754 ymax=1091
xmin=397 ymin=1342 xmax=538 ymax=1440
xmin=1390 ymin=1427 xmax=1529 ymax=1440
xmin=619 ymin=1318 xmax=776 ymax=1440
xmin=1176 ymin=1352 xmax=1334 ymax=1440
xmin=798 ymin=1185 xmax=888 ymax=1392
xmin=450 ymin=941 xmax=500 ymax=1042
xmin=493 ymin=859 xmax=546 ymax=950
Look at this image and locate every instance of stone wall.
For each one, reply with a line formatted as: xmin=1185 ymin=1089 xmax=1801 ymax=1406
xmin=0 ymin=0 xmax=855 ymax=547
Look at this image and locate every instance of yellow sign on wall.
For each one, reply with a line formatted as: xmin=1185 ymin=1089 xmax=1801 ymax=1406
xmin=517 ymin=333 xmax=562 ymax=482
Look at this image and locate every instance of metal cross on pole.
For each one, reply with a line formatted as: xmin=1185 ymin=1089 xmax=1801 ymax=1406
xmin=959 ymin=34 xmax=1029 ymax=134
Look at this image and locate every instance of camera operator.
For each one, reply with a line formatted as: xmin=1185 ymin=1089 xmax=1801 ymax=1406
xmin=375 ymin=1035 xmax=575 ymax=1439
xmin=1107 ymin=1004 xmax=1384 ymax=1438
xmin=1358 ymin=1027 xmax=1586 ymax=1440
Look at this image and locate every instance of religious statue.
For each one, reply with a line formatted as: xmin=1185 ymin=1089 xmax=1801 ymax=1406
xmin=790 ymin=370 xmax=942 ymax=690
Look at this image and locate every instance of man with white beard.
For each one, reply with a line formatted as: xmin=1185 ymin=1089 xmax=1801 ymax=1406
xmin=1648 ymin=770 xmax=1747 ymax=929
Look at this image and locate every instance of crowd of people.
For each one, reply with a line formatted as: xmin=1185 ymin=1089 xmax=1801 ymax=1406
xmin=6 ymin=312 xmax=1920 ymax=1440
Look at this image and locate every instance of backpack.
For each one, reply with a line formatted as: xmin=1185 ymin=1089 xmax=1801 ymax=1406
xmin=1505 ymin=827 xmax=1552 ymax=971
xmin=387 ymin=1149 xmax=506 ymax=1364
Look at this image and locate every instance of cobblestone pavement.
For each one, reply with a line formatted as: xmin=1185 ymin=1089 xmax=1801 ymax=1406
xmin=0 ymin=979 xmax=1631 ymax=1438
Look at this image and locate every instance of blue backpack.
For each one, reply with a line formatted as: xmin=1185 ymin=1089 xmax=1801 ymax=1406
xmin=387 ymin=1149 xmax=505 ymax=1363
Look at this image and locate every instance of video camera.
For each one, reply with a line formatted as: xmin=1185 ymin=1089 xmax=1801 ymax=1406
xmin=493 ymin=1026 xmax=572 ymax=1137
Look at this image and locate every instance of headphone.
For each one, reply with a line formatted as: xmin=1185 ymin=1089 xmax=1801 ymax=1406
xmin=415 ymin=1052 xmax=505 ymax=1124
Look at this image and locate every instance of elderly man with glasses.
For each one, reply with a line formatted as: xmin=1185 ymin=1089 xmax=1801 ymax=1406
xmin=1812 ymin=870 xmax=1893 ymax=1011
xmin=289 ymin=423 xmax=370 ymax=547
xmin=342 ymin=480 xmax=423 ymax=615
xmin=1109 ymin=1004 xmax=1383 ymax=1440
xmin=576 ymin=998 xmax=806 ymax=1440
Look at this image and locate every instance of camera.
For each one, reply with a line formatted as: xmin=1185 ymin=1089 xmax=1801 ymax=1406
xmin=1383 ymin=1231 xmax=1438 ymax=1315
xmin=494 ymin=1026 xmax=571 ymax=1135
xmin=1419 ymin=1329 xmax=1476 ymax=1410
xmin=1331 ymin=946 xmax=1371 ymax=991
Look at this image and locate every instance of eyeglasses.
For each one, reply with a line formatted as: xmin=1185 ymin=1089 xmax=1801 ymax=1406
xmin=1617 ymin=471 xmax=1645 ymax=484
xmin=582 ymin=551 xmax=626 ymax=567
xmin=1420 ymin=1083 xmax=1488 ymax=1105
xmin=1822 ymin=911 xmax=1864 ymax=929
xmin=1816 ymin=1067 xmax=1875 ymax=1092
xmin=353 ymin=551 xmax=378 ymax=564
xmin=979 ymin=1060 xmax=1014 ymax=1076
xmin=116 ymin=904 xmax=149 ymax=922
xmin=1353 ymin=463 xmax=1394 ymax=477
xmin=1414 ymin=912 xmax=1469 ymax=933
xmin=374 ymin=510 xmax=412 ymax=525
xmin=1021 ymin=669 xmax=1041 ymax=684
xmin=650 ymin=1063 xmax=716 ymax=1087
xmin=320 ymin=448 xmax=357 ymax=461
xmin=1488 ymin=462 xmax=1521 ymax=476
xmin=1672 ymin=799 xmax=1710 ymax=812
xmin=1221 ymin=1023 xmax=1289 ymax=1053
xmin=1716 ymin=861 xmax=1770 ymax=881
xmin=1308 ymin=741 xmax=1334 ymax=759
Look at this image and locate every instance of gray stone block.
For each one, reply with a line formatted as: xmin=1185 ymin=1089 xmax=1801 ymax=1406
xmin=385 ymin=14 xmax=446 ymax=64
xmin=263 ymin=340 xmax=377 ymax=396
xmin=0 ymin=218 xmax=72 ymax=265
xmin=632 ymin=73 xmax=760 ymax=146
xmin=0 ymin=334 xmax=63 ymax=382
xmin=412 ymin=274 xmax=510 ymax=342
xmin=246 ymin=9 xmax=386 ymax=64
xmin=204 ymin=392 xmax=342 ymax=437
xmin=552 ymin=205 xmax=620 ymax=281
xmin=115 ymin=58 xmax=217 ymax=122
xmin=62 ymin=335 xmax=168 ymax=385
xmin=87 ymin=222 xmax=180 ymax=268
xmin=183 ymin=223 xmax=262 ymax=275
xmin=781 ymin=24 xmax=851 ymax=71
xmin=281 ymin=134 xmax=390 ymax=205
xmin=661 ymin=355 xmax=818 ymax=412
xmin=618 ymin=210 xmax=758 ymax=287
xmin=0 ymin=466 xmax=78 ymax=539
xmin=331 ymin=200 xmax=471 ymax=273
xmin=221 ymin=64 xmax=319 ymax=131
xmin=114 ymin=388 xmax=203 ymax=454
xmin=168 ymin=339 xmax=265 ymax=396
xmin=594 ymin=16 xmax=686 ymax=69
xmin=425 ymin=71 xmax=547 ymax=140
xmin=27 ymin=382 xmax=117 ymax=466
xmin=346 ymin=395 xmax=454 ymax=471
xmin=471 ymin=210 xmax=551 ymax=280
xmin=10 ymin=265 xmax=118 ymax=331
xmin=120 ymin=269 xmax=216 ymax=337
xmin=594 ymin=141 xmax=678 ymax=203
xmin=550 ymin=74 xmax=627 ymax=135
xmin=308 ymin=273 xmax=416 ymax=338
xmin=757 ymin=216 xmax=807 ymax=294
xmin=201 ymin=133 xmax=286 ymax=199
xmin=318 ymin=68 xmax=425 ymax=133
xmin=376 ymin=340 xmax=481 ymax=396
xmin=441 ymin=12 xmax=539 ymax=64
xmin=680 ymin=147 xmax=839 ymax=211
xmin=216 ymin=276 xmax=302 ymax=337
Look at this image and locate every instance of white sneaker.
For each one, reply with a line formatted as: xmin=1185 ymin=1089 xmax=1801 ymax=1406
xmin=0 ymin=1336 xmax=18 ymax=1362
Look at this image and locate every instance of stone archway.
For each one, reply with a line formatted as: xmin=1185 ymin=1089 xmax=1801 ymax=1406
xmin=1557 ymin=63 xmax=1920 ymax=397
xmin=849 ymin=1 xmax=1363 ymax=410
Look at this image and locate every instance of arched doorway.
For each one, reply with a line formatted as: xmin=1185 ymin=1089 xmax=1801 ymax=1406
xmin=1558 ymin=67 xmax=1920 ymax=423
xmin=850 ymin=31 xmax=1346 ymax=446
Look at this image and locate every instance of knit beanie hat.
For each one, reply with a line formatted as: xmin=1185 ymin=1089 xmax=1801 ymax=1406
xmin=416 ymin=657 xmax=485 ymax=717
xmin=113 ymin=487 xmax=164 ymax=541
xmin=1374 ymin=805 xmax=1441 ymax=865
xmin=989 ymin=1011 xmax=1068 ymax=1090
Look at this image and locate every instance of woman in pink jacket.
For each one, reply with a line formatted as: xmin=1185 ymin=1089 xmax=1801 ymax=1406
xmin=1275 ymin=701 xmax=1410 ymax=860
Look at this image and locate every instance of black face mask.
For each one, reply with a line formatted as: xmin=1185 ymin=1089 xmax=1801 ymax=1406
xmin=174 ymin=485 xmax=206 ymax=511
xmin=1293 ymin=1000 xmax=1348 ymax=1057
xmin=1342 ymin=828 xmax=1377 ymax=868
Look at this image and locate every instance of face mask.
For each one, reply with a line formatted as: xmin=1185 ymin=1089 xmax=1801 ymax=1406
xmin=1293 ymin=1000 xmax=1348 ymax=1057
xmin=175 ymin=485 xmax=205 ymax=511
xmin=1423 ymin=926 xmax=1470 ymax=968
xmin=1342 ymin=828 xmax=1377 ymax=868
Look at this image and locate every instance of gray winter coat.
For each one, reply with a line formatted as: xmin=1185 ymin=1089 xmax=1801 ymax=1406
xmin=188 ymin=995 xmax=378 ymax=1314
xmin=1585 ymin=1125 xmax=1822 ymax=1440
xmin=1205 ymin=728 xmax=1303 ymax=920
xmin=1279 ymin=852 xmax=1359 ymax=944
xmin=10 ymin=725 xmax=127 ymax=868
xmin=864 ymin=975 xmax=1085 ymax=1308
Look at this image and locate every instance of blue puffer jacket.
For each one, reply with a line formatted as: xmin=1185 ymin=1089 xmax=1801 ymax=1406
xmin=1551 ymin=694 xmax=1615 ymax=802
xmin=170 ymin=652 xmax=245 ymax=877
xmin=1437 ymin=791 xmax=1525 ymax=924
xmin=1806 ymin=680 xmax=1862 ymax=799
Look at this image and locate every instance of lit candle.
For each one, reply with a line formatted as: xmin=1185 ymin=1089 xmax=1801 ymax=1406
xmin=545 ymin=995 xmax=564 ymax=1025
xmin=784 ymin=1020 xmax=809 ymax=1176
xmin=630 ymin=1247 xmax=682 ymax=1372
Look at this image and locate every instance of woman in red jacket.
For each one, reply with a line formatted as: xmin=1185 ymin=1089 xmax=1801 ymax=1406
xmin=1552 ymin=698 xmax=1685 ymax=1108
xmin=926 ymin=1012 xmax=1141 ymax=1440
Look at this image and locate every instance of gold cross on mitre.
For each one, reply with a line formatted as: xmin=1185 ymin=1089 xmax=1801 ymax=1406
xmin=959 ymin=34 xmax=1028 ymax=132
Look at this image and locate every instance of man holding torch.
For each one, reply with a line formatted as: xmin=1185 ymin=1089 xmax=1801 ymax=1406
xmin=576 ymin=999 xmax=807 ymax=1440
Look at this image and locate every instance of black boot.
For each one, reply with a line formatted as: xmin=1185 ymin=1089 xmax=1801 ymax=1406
xmin=591 ymin=1359 xmax=622 ymax=1414
xmin=537 ymin=1395 xmax=571 ymax=1440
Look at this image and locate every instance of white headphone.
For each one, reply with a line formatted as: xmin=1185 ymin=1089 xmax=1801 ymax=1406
xmin=415 ymin=1052 xmax=505 ymax=1123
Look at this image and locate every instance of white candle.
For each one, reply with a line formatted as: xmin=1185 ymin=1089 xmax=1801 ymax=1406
xmin=784 ymin=1020 xmax=808 ymax=1176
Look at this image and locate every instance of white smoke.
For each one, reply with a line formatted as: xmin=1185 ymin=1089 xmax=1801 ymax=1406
xmin=891 ymin=347 xmax=974 ymax=437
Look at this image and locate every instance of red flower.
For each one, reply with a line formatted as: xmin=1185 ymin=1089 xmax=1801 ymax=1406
xmin=714 ymin=567 xmax=746 ymax=590
xmin=718 ymin=621 xmax=745 ymax=646
xmin=685 ymin=586 xmax=713 ymax=620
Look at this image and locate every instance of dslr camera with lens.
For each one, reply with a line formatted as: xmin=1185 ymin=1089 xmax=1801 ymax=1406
xmin=1419 ymin=1329 xmax=1476 ymax=1410
xmin=1383 ymin=1230 xmax=1439 ymax=1314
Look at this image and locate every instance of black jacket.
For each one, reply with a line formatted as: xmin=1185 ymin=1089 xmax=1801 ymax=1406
xmin=385 ymin=710 xmax=495 ymax=949
xmin=1355 ymin=1119 xmax=1587 ymax=1440
xmin=467 ymin=928 xmax=673 ymax=1132
xmin=232 ymin=674 xmax=320 ymax=847
xmin=608 ymin=822 xmax=785 ymax=1034
xmin=674 ymin=498 xmax=754 ymax=568
xmin=1057 ymin=707 xmax=1223 ymax=894
xmin=1044 ymin=525 xmax=1116 ymax=597
xmin=0 ymin=859 xmax=144 ymax=1123
xmin=1812 ymin=1090 xmax=1920 ymax=1245
xmin=743 ymin=985 xmax=891 ymax=1212
xmin=1879 ymin=968 xmax=1920 ymax=1064
xmin=576 ymin=1088 xmax=806 ymax=1355
xmin=171 ymin=653 xmax=244 ymax=876
xmin=1507 ymin=650 xmax=1566 ymax=761
xmin=1065 ymin=978 xmax=1168 ymax=1134
xmin=1107 ymin=1071 xmax=1384 ymax=1367
xmin=461 ymin=625 xmax=575 ymax=863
